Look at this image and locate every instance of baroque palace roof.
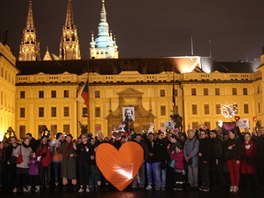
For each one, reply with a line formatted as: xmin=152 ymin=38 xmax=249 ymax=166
xmin=16 ymin=57 xmax=257 ymax=76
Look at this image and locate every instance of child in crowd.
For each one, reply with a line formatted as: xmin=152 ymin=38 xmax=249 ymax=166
xmin=170 ymin=142 xmax=185 ymax=191
xmin=28 ymin=152 xmax=40 ymax=193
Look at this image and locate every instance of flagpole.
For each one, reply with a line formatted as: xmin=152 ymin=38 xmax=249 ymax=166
xmin=87 ymin=59 xmax=90 ymax=133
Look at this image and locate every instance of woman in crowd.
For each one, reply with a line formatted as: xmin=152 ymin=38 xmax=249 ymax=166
xmin=241 ymin=132 xmax=257 ymax=190
xmin=58 ymin=134 xmax=77 ymax=191
xmin=5 ymin=137 xmax=18 ymax=191
xmin=13 ymin=137 xmax=32 ymax=193
xmin=36 ymin=136 xmax=52 ymax=190
xmin=76 ymin=134 xmax=93 ymax=193
xmin=52 ymin=132 xmax=64 ymax=191
xmin=224 ymin=130 xmax=242 ymax=192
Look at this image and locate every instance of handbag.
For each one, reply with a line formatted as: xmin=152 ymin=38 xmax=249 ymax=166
xmin=16 ymin=146 xmax=23 ymax=164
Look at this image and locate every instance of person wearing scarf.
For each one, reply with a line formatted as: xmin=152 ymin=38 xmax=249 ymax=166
xmin=58 ymin=134 xmax=77 ymax=191
xmin=13 ymin=138 xmax=32 ymax=193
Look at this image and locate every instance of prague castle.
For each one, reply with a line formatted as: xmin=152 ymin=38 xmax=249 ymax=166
xmin=0 ymin=0 xmax=264 ymax=139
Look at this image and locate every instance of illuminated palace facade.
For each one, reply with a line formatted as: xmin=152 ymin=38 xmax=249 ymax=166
xmin=1 ymin=0 xmax=264 ymax=138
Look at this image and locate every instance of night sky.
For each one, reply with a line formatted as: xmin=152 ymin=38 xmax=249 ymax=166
xmin=0 ymin=0 xmax=264 ymax=61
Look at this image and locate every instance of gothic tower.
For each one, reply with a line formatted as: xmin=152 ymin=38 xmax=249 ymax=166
xmin=90 ymin=0 xmax=118 ymax=59
xmin=59 ymin=0 xmax=81 ymax=60
xmin=19 ymin=0 xmax=41 ymax=61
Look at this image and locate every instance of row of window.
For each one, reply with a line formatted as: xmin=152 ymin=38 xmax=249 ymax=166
xmin=20 ymin=90 xmax=70 ymax=99
xmin=191 ymin=104 xmax=249 ymax=115
xmin=191 ymin=88 xmax=248 ymax=96
xmin=20 ymin=103 xmax=253 ymax=118
xmin=20 ymin=107 xmax=70 ymax=118
xmin=19 ymin=90 xmax=102 ymax=99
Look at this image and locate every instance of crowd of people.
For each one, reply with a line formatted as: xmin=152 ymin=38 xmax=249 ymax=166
xmin=0 ymin=126 xmax=264 ymax=193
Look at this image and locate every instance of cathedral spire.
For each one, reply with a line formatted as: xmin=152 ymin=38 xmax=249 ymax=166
xmin=19 ymin=0 xmax=41 ymax=61
xmin=59 ymin=0 xmax=81 ymax=60
xmin=65 ymin=0 xmax=74 ymax=28
xmin=89 ymin=0 xmax=119 ymax=59
xmin=26 ymin=0 xmax=34 ymax=28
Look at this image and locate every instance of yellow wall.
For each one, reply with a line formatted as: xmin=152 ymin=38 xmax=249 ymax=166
xmin=0 ymin=43 xmax=18 ymax=140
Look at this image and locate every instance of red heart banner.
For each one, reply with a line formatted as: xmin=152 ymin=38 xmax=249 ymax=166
xmin=96 ymin=142 xmax=144 ymax=191
xmin=234 ymin=116 xmax=240 ymax=121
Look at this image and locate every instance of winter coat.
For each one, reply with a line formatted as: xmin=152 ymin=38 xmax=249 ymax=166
xmin=153 ymin=138 xmax=169 ymax=163
xmin=184 ymin=137 xmax=199 ymax=167
xmin=224 ymin=138 xmax=242 ymax=161
xmin=170 ymin=151 xmax=184 ymax=171
xmin=28 ymin=158 xmax=40 ymax=176
xmin=58 ymin=142 xmax=76 ymax=179
xmin=36 ymin=143 xmax=52 ymax=167
xmin=145 ymin=141 xmax=155 ymax=163
xmin=199 ymin=138 xmax=211 ymax=163
xmin=14 ymin=144 xmax=32 ymax=169
xmin=210 ymin=138 xmax=223 ymax=164
xmin=241 ymin=140 xmax=256 ymax=174
xmin=76 ymin=143 xmax=93 ymax=164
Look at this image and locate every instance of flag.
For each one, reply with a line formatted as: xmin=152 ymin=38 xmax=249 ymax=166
xmin=77 ymin=81 xmax=89 ymax=106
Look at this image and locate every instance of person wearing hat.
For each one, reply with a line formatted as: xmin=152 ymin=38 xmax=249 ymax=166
xmin=57 ymin=134 xmax=77 ymax=191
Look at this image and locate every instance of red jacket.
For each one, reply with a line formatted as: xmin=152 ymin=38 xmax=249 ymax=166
xmin=36 ymin=144 xmax=52 ymax=167
xmin=170 ymin=151 xmax=184 ymax=171
xmin=241 ymin=140 xmax=256 ymax=174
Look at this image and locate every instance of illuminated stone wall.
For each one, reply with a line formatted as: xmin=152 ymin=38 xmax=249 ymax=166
xmin=0 ymin=43 xmax=18 ymax=140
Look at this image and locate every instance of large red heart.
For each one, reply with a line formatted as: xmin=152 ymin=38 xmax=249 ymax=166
xmin=96 ymin=142 xmax=144 ymax=191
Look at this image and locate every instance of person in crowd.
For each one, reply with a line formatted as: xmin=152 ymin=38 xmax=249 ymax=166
xmin=58 ymin=134 xmax=77 ymax=191
xmin=0 ymin=142 xmax=5 ymax=191
xmin=170 ymin=142 xmax=184 ymax=191
xmin=89 ymin=138 xmax=100 ymax=191
xmin=241 ymin=132 xmax=257 ymax=190
xmin=4 ymin=137 xmax=18 ymax=191
xmin=76 ymin=134 xmax=93 ymax=193
xmin=198 ymin=130 xmax=211 ymax=192
xmin=256 ymin=127 xmax=264 ymax=190
xmin=36 ymin=136 xmax=52 ymax=190
xmin=51 ymin=132 xmax=64 ymax=191
xmin=224 ymin=130 xmax=242 ymax=192
xmin=184 ymin=129 xmax=199 ymax=190
xmin=132 ymin=133 xmax=146 ymax=189
xmin=209 ymin=130 xmax=225 ymax=191
xmin=28 ymin=152 xmax=40 ymax=193
xmin=13 ymin=137 xmax=32 ymax=193
xmin=145 ymin=132 xmax=155 ymax=190
xmin=25 ymin=133 xmax=39 ymax=152
xmin=152 ymin=131 xmax=168 ymax=190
